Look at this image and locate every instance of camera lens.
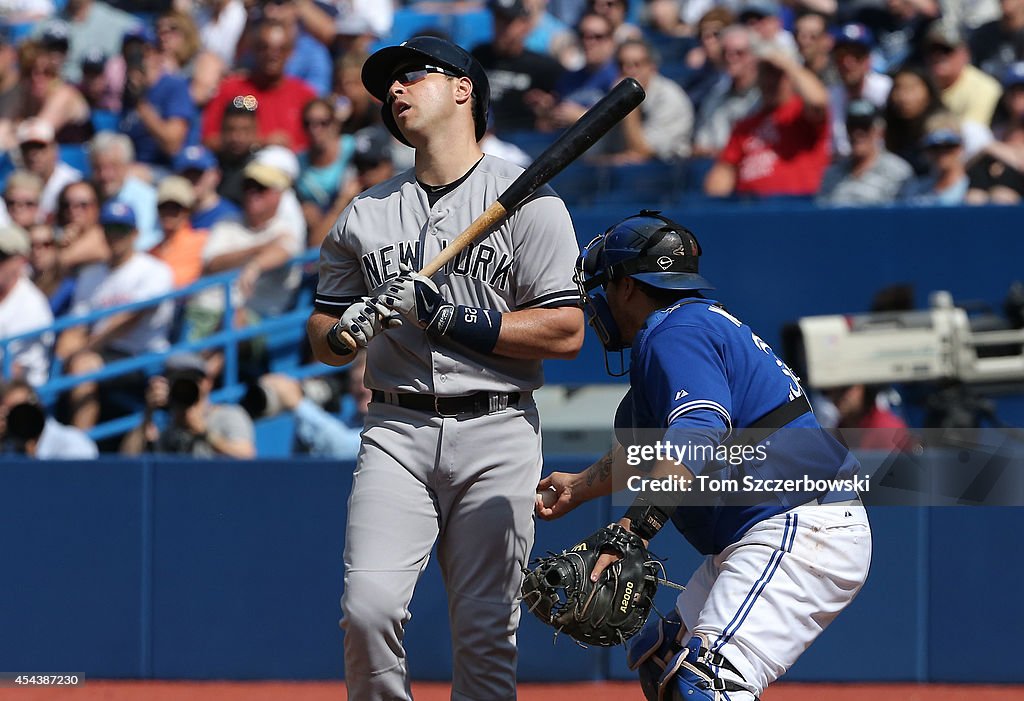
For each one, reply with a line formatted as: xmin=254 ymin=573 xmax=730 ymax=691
xmin=168 ymin=376 xmax=201 ymax=407
xmin=6 ymin=402 xmax=46 ymax=443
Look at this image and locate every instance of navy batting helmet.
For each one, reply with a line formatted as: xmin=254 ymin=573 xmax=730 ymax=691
xmin=576 ymin=211 xmax=713 ymax=357
xmin=361 ymin=36 xmax=490 ymax=147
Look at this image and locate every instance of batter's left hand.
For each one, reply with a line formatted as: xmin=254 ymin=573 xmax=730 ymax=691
xmin=589 ymin=517 xmax=647 ymax=582
xmin=378 ymin=264 xmax=455 ymax=333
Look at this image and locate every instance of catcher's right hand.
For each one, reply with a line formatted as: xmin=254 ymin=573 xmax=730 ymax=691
xmin=521 ymin=523 xmax=659 ymax=647
xmin=535 ymin=471 xmax=580 ymax=520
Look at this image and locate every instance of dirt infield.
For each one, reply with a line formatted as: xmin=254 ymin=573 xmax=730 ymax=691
xmin=3 ymin=681 xmax=1023 ymax=701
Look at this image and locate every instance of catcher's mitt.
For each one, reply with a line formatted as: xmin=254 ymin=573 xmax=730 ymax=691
xmin=522 ymin=523 xmax=659 ymax=647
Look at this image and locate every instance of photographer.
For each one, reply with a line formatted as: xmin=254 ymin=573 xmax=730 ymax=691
xmin=0 ymin=379 xmax=98 ymax=459
xmin=119 ymin=26 xmax=198 ymax=174
xmin=121 ymin=353 xmax=255 ymax=458
xmin=243 ymin=351 xmax=369 ymax=460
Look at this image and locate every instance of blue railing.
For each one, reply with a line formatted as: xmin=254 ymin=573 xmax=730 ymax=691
xmin=0 ymin=249 xmax=323 ymax=442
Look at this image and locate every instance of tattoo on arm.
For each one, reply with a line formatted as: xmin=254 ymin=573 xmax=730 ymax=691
xmin=586 ymin=451 xmax=614 ymax=487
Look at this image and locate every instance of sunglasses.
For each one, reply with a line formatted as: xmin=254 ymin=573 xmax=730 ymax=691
xmin=580 ymin=31 xmax=610 ymax=41
xmin=158 ymin=202 xmax=187 ymax=215
xmin=388 ymin=65 xmax=459 ymax=87
xmin=20 ymin=140 xmax=52 ymax=151
xmin=242 ymin=179 xmax=270 ymax=194
xmin=303 ymin=117 xmax=334 ymax=129
xmin=5 ymin=197 xmax=39 ymax=208
xmin=62 ymin=198 xmax=96 ymax=209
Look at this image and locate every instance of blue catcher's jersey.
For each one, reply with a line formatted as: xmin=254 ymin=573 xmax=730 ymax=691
xmin=615 ymin=298 xmax=860 ymax=555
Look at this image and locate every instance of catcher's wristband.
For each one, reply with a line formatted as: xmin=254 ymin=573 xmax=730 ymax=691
xmin=624 ymin=495 xmax=673 ymax=541
xmin=428 ymin=304 xmax=503 ymax=354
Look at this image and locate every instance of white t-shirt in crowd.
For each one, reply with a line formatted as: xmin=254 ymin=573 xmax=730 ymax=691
xmin=41 ymin=162 xmax=83 ymax=224
xmin=71 ymin=252 xmax=174 ymax=355
xmin=0 ymin=275 xmax=54 ymax=386
xmin=199 ymin=208 xmax=304 ymax=318
xmin=198 ymin=0 xmax=247 ymax=65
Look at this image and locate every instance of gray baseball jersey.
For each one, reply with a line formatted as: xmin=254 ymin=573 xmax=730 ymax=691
xmin=314 ymin=154 xmax=582 ymax=394
xmin=318 ymin=154 xmax=582 ymax=700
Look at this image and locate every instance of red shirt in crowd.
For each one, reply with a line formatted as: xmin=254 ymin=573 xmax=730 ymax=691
xmin=855 ymin=406 xmax=913 ymax=452
xmin=201 ymin=75 xmax=317 ymax=152
xmin=720 ymin=95 xmax=830 ymax=196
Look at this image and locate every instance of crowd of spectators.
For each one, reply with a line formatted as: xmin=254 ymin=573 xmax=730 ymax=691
xmin=0 ymin=0 xmax=1018 ymax=455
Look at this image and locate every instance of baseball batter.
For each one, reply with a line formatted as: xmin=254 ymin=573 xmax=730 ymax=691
xmin=537 ymin=212 xmax=871 ymax=701
xmin=306 ymin=37 xmax=584 ymax=701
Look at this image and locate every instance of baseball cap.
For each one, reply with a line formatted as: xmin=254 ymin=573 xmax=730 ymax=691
xmin=122 ymin=24 xmax=157 ymax=48
xmin=0 ymin=225 xmax=30 ymax=258
xmin=921 ymin=128 xmax=963 ymax=148
xmin=16 ymin=119 xmax=55 ymax=146
xmin=361 ymin=36 xmax=491 ymax=145
xmin=488 ymin=0 xmax=530 ymax=18
xmin=242 ymin=162 xmax=291 ymax=190
xmin=353 ymin=127 xmax=393 ymax=170
xmin=157 ymin=176 xmax=196 ymax=208
xmin=165 ymin=352 xmax=207 ymax=378
xmin=81 ymin=48 xmax=108 ymax=73
xmin=739 ymin=0 xmax=780 ymax=21
xmin=924 ymin=20 xmax=964 ymax=49
xmin=173 ymin=145 xmax=216 ymax=173
xmin=40 ymin=21 xmax=70 ymax=51
xmin=1002 ymin=62 xmax=1024 ymax=89
xmin=833 ymin=23 xmax=874 ymax=50
xmin=846 ymin=99 xmax=880 ymax=128
xmin=253 ymin=145 xmax=299 ymax=183
xmin=99 ymin=201 xmax=137 ymax=228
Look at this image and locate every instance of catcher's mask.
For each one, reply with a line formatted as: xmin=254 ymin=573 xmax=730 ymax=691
xmin=576 ymin=210 xmax=714 ymax=375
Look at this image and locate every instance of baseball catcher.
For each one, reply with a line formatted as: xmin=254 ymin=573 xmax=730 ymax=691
xmin=522 ymin=522 xmax=659 ymax=647
xmin=533 ymin=211 xmax=871 ymax=701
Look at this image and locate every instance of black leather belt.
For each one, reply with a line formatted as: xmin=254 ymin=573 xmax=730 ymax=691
xmin=371 ymin=390 xmax=522 ymax=418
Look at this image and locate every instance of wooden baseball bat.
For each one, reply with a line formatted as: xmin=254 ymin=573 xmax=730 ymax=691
xmin=338 ymin=77 xmax=646 ymax=350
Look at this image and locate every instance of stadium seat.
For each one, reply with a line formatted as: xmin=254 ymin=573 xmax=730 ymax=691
xmin=382 ymin=7 xmax=451 ymax=45
xmin=603 ymin=162 xmax=685 ymax=205
xmin=0 ymin=151 xmax=14 ymax=191
xmin=453 ymin=9 xmax=493 ymax=51
xmin=254 ymin=414 xmax=297 ymax=457
xmin=550 ymin=162 xmax=606 ymax=207
xmin=681 ymin=157 xmax=715 ymax=193
xmin=500 ymin=130 xmax=557 ymax=159
xmin=4 ymin=22 xmax=38 ymax=43
xmin=58 ymin=144 xmax=91 ymax=177
xmin=91 ymin=110 xmax=120 ymax=135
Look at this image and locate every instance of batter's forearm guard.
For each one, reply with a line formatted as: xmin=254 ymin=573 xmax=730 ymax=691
xmin=429 ymin=304 xmax=503 ymax=354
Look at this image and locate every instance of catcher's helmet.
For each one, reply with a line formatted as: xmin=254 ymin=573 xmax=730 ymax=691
xmin=581 ymin=210 xmax=714 ymax=293
xmin=576 ymin=211 xmax=713 ymax=359
xmin=361 ymin=36 xmax=490 ymax=147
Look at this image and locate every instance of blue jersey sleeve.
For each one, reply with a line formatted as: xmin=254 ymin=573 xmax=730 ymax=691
xmin=635 ymin=322 xmax=733 ymax=475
